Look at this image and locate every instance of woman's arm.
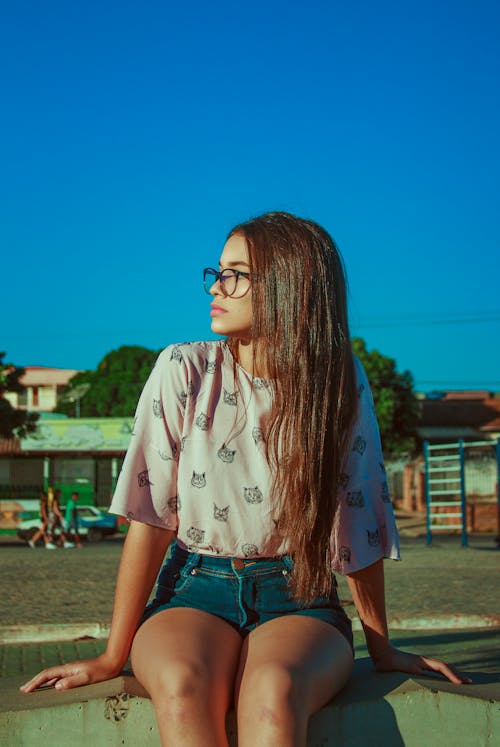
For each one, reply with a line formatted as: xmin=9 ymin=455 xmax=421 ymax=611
xmin=346 ymin=559 xmax=471 ymax=685
xmin=20 ymin=520 xmax=175 ymax=692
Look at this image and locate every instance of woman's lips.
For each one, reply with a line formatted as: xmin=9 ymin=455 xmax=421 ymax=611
xmin=210 ymin=305 xmax=227 ymax=317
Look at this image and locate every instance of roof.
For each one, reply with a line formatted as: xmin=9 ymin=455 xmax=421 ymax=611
xmin=0 ymin=438 xmax=21 ymax=455
xmin=443 ymin=390 xmax=491 ymax=401
xmin=19 ymin=367 xmax=80 ymax=387
xmin=420 ymin=397 xmax=500 ymax=433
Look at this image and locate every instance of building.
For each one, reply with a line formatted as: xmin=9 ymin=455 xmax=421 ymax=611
xmin=4 ymin=367 xmax=80 ymax=413
xmin=0 ymin=415 xmax=132 ymax=507
xmin=417 ymin=390 xmax=500 ymax=442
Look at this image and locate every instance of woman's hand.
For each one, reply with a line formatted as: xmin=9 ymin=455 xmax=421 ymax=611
xmin=19 ymin=653 xmax=122 ymax=694
xmin=373 ymin=645 xmax=472 ymax=685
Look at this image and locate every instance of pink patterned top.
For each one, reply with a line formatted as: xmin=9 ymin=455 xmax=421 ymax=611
xmin=109 ymin=340 xmax=400 ymax=574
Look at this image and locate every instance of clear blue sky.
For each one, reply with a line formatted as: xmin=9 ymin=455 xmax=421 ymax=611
xmin=2 ymin=0 xmax=499 ymax=391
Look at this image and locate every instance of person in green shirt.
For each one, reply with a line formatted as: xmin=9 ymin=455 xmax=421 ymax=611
xmin=65 ymin=491 xmax=82 ymax=548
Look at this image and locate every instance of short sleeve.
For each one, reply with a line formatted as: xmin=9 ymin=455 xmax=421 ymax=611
xmin=330 ymin=357 xmax=401 ymax=574
xmin=109 ymin=346 xmax=186 ymax=530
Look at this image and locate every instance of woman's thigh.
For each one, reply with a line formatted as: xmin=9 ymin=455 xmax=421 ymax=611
xmin=131 ymin=607 xmax=243 ymax=705
xmin=235 ymin=614 xmax=354 ymax=717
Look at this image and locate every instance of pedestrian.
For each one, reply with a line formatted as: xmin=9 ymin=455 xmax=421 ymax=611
xmin=21 ymin=212 xmax=470 ymax=744
xmin=46 ymin=488 xmax=74 ymax=549
xmin=65 ymin=491 xmax=82 ymax=548
xmin=27 ymin=490 xmax=53 ymax=549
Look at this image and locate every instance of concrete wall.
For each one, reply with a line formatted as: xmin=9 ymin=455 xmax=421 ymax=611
xmin=2 ymin=661 xmax=499 ymax=746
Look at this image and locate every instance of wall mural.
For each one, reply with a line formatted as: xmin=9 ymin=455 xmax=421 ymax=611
xmin=21 ymin=418 xmax=134 ymax=451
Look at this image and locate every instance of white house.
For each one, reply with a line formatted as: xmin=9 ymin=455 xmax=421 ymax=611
xmin=4 ymin=367 xmax=79 ymax=413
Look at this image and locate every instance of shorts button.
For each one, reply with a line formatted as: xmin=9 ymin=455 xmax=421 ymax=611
xmin=190 ymin=568 xmax=198 ymax=575
xmin=282 ymin=569 xmax=288 ymax=576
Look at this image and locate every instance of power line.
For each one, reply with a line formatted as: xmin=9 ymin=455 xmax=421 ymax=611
xmin=416 ymin=380 xmax=500 ymax=386
xmin=353 ymin=313 xmax=500 ymax=329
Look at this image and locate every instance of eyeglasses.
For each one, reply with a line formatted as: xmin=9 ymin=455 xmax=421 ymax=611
xmin=203 ymin=267 xmax=252 ymax=298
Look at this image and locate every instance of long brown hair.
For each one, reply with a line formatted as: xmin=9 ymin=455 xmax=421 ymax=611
xmin=228 ymin=212 xmax=358 ymax=602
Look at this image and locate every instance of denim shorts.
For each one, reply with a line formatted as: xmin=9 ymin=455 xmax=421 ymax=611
xmin=140 ymin=545 xmax=353 ymax=652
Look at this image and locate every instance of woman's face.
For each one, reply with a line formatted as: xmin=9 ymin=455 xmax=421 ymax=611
xmin=209 ymin=233 xmax=253 ymax=342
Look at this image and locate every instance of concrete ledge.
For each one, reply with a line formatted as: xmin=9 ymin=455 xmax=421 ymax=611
xmin=2 ymin=659 xmax=499 ymax=746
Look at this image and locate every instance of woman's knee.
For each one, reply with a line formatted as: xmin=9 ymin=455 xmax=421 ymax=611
xmin=137 ymin=657 xmax=212 ymax=702
xmin=239 ymin=662 xmax=304 ymax=712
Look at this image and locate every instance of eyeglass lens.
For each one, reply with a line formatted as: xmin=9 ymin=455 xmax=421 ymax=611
xmin=203 ymin=269 xmax=240 ymax=297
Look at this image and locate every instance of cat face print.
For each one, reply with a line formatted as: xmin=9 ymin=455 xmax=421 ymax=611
xmin=196 ymin=412 xmax=210 ymax=431
xmin=217 ymin=444 xmax=236 ymax=463
xmin=213 ymin=503 xmax=230 ymax=522
xmin=242 ymin=543 xmax=258 ymax=557
xmin=191 ymin=471 xmax=206 ymax=488
xmin=352 ymin=436 xmax=367 ymax=455
xmin=152 ymin=399 xmax=163 ymax=418
xmin=186 ymin=526 xmax=205 ymax=545
xmin=137 ymin=470 xmax=152 ymax=488
xmin=223 ymin=388 xmax=238 ymax=406
xmin=205 ymin=359 xmax=217 ymax=374
xmin=167 ymin=496 xmax=178 ymax=513
xmin=170 ymin=346 xmax=183 ymax=364
xmin=252 ymin=427 xmax=264 ymax=445
xmin=243 ymin=486 xmax=263 ymax=504
xmin=346 ymin=490 xmax=364 ymax=508
xmin=367 ymin=528 xmax=380 ymax=547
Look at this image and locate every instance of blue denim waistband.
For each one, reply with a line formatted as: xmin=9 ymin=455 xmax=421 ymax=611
xmin=172 ymin=544 xmax=293 ymax=578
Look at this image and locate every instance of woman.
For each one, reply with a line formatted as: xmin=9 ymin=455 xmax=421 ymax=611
xmin=21 ymin=212 xmax=468 ymax=745
xmin=26 ymin=490 xmax=51 ymax=549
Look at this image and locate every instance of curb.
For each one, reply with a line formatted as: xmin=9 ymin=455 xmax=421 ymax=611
xmin=2 ymin=615 xmax=500 ymax=644
xmin=0 ymin=623 xmax=110 ymax=644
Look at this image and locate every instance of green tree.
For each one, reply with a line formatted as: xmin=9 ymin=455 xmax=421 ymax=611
xmin=0 ymin=353 xmax=39 ymax=438
xmin=58 ymin=346 xmax=159 ymax=417
xmin=351 ymin=338 xmax=419 ymax=455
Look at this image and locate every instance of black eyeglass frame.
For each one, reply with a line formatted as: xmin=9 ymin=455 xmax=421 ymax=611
xmin=203 ymin=267 xmax=253 ymax=298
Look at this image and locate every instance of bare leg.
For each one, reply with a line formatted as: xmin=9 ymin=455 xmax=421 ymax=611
xmin=131 ymin=608 xmax=243 ymax=747
xmin=29 ymin=524 xmax=47 ymax=546
xmin=235 ymin=616 xmax=354 ymax=747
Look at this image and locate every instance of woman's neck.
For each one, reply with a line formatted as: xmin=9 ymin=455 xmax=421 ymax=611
xmin=235 ymin=339 xmax=269 ymax=378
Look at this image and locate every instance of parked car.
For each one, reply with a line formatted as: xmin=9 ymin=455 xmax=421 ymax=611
xmin=17 ymin=505 xmax=118 ymax=543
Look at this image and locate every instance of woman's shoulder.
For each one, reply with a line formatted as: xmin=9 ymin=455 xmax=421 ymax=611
xmin=155 ymin=340 xmax=225 ymax=372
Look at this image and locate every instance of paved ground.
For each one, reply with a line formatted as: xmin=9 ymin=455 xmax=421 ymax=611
xmin=2 ymin=629 xmax=500 ymax=682
xmin=1 ymin=514 xmax=499 ymax=680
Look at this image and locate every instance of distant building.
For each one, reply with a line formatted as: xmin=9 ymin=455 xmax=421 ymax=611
xmin=417 ymin=390 xmax=500 ymax=442
xmin=4 ymin=367 xmax=79 ymax=413
xmin=0 ymin=415 xmax=132 ymax=506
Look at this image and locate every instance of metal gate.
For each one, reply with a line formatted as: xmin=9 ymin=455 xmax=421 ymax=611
xmin=424 ymin=439 xmax=500 ymax=546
